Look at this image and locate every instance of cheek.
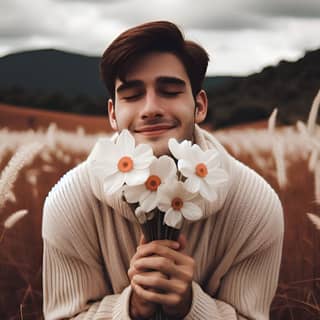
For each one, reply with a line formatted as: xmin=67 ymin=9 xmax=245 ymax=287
xmin=114 ymin=108 xmax=134 ymax=128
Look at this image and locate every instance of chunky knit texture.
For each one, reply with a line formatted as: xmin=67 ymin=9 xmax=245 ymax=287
xmin=42 ymin=126 xmax=284 ymax=319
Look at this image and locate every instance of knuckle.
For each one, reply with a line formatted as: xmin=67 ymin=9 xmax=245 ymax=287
xmin=188 ymin=257 xmax=195 ymax=268
xmin=176 ymin=283 xmax=187 ymax=295
xmin=186 ymin=270 xmax=193 ymax=282
xmin=157 ymin=257 xmax=168 ymax=270
xmin=172 ymin=294 xmax=182 ymax=305
xmin=149 ymin=243 xmax=159 ymax=253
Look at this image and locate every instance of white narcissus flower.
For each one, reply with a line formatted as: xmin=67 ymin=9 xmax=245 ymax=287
xmin=134 ymin=206 xmax=155 ymax=224
xmin=124 ymin=156 xmax=177 ymax=212
xmin=157 ymin=180 xmax=202 ymax=229
xmin=168 ymin=138 xmax=229 ymax=201
xmin=91 ymin=129 xmax=155 ymax=195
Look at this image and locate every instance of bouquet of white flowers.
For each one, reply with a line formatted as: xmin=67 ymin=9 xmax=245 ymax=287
xmin=89 ymin=129 xmax=229 ymax=319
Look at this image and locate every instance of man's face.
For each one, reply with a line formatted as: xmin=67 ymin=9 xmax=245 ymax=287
xmin=108 ymin=52 xmax=207 ymax=156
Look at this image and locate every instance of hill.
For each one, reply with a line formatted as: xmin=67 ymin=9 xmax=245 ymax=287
xmin=0 ymin=49 xmax=238 ymax=119
xmin=207 ymin=49 xmax=320 ymax=128
xmin=1 ymin=48 xmax=320 ymax=129
xmin=0 ymin=49 xmax=106 ymax=98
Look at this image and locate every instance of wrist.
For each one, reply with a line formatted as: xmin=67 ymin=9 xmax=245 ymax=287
xmin=163 ymin=285 xmax=193 ymax=318
xmin=129 ymin=291 xmax=154 ymax=320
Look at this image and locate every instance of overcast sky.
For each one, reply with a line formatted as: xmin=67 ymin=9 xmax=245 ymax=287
xmin=1 ymin=0 xmax=320 ymax=75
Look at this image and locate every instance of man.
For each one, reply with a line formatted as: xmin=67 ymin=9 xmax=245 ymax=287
xmin=42 ymin=21 xmax=284 ymax=319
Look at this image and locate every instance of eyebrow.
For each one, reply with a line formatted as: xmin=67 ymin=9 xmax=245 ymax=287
xmin=157 ymin=76 xmax=186 ymax=87
xmin=116 ymin=80 xmax=143 ymax=94
xmin=116 ymin=76 xmax=186 ymax=94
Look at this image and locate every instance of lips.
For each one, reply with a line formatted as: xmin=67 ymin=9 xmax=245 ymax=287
xmin=135 ymin=124 xmax=176 ymax=135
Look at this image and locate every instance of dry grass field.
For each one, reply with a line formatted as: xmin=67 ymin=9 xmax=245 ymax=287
xmin=0 ymin=94 xmax=320 ymax=319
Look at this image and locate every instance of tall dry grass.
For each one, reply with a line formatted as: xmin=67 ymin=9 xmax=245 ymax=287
xmin=0 ymin=88 xmax=319 ymax=319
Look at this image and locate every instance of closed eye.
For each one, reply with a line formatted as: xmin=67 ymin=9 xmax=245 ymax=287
xmin=122 ymin=92 xmax=144 ymax=101
xmin=161 ymin=91 xmax=183 ymax=97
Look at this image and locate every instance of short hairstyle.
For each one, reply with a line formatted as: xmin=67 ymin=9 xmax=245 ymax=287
xmin=100 ymin=21 xmax=209 ymax=101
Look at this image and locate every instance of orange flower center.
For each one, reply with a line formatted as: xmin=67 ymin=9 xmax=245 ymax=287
xmin=195 ymin=163 xmax=208 ymax=177
xmin=171 ymin=197 xmax=183 ymax=210
xmin=117 ymin=156 xmax=133 ymax=172
xmin=145 ymin=175 xmax=161 ymax=191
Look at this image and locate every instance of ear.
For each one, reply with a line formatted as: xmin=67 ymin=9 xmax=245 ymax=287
xmin=108 ymin=98 xmax=118 ymax=131
xmin=194 ymin=90 xmax=208 ymax=124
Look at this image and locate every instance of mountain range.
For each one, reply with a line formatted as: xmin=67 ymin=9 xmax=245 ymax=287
xmin=0 ymin=48 xmax=319 ymax=128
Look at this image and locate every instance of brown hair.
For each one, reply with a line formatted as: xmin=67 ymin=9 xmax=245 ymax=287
xmin=100 ymin=21 xmax=209 ymax=101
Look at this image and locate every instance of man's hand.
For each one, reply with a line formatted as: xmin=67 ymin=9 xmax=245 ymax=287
xmin=128 ymin=235 xmax=159 ymax=319
xmin=128 ymin=234 xmax=195 ymax=319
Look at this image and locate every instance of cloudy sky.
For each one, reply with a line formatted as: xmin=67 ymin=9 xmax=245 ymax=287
xmin=1 ymin=0 xmax=320 ymax=75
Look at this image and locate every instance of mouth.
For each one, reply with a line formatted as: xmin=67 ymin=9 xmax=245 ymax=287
xmin=134 ymin=124 xmax=176 ymax=136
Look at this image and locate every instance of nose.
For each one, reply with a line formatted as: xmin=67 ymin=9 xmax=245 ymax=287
xmin=140 ymin=89 xmax=164 ymax=119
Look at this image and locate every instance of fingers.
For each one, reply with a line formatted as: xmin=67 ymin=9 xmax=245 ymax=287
xmin=136 ymin=241 xmax=192 ymax=266
xmin=139 ymin=234 xmax=147 ymax=245
xmin=177 ymin=234 xmax=187 ymax=252
xmin=132 ymin=282 xmax=187 ymax=307
xmin=134 ymin=255 xmax=194 ymax=282
xmin=132 ymin=273 xmax=188 ymax=294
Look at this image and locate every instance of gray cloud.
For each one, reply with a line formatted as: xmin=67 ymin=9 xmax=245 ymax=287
xmin=53 ymin=0 xmax=128 ymax=2
xmin=246 ymin=0 xmax=320 ymax=18
xmin=98 ymin=0 xmax=270 ymax=31
xmin=0 ymin=0 xmax=319 ymax=75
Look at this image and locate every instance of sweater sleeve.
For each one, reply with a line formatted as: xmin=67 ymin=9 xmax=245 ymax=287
xmin=43 ymin=240 xmax=132 ymax=320
xmin=185 ymin=159 xmax=284 ymax=320
xmin=42 ymin=163 xmax=132 ymax=320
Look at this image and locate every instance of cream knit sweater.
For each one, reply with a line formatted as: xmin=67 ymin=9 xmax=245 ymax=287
xmin=42 ymin=126 xmax=284 ymax=320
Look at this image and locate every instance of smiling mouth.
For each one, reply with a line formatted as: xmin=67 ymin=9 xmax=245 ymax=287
xmin=135 ymin=125 xmax=176 ymax=136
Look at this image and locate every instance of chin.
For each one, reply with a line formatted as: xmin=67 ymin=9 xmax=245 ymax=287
xmin=147 ymin=140 xmax=171 ymax=157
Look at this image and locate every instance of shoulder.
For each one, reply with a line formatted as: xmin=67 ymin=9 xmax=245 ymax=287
xmin=42 ymin=162 xmax=101 ymax=257
xmin=223 ymin=156 xmax=284 ymax=251
xmin=43 ymin=162 xmax=92 ymax=215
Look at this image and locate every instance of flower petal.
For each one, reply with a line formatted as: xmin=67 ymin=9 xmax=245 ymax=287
xmin=205 ymin=149 xmax=220 ymax=163
xmin=156 ymin=156 xmax=177 ymax=181
xmin=91 ymin=163 xmax=118 ymax=178
xmin=103 ymin=172 xmax=125 ymax=195
xmin=184 ymin=176 xmax=201 ymax=193
xmin=180 ymin=202 xmax=202 ymax=221
xmin=135 ymin=207 xmax=147 ymax=224
xmin=178 ymin=159 xmax=194 ymax=177
xmin=133 ymin=144 xmax=154 ymax=169
xmin=118 ymin=129 xmax=135 ymax=155
xmin=168 ymin=138 xmax=192 ymax=160
xmin=199 ymin=181 xmax=218 ymax=202
xmin=205 ymin=168 xmax=229 ymax=186
xmin=141 ymin=192 xmax=158 ymax=212
xmin=125 ymin=169 xmax=149 ymax=186
xmin=164 ymin=208 xmax=183 ymax=229
xmin=123 ymin=184 xmax=145 ymax=203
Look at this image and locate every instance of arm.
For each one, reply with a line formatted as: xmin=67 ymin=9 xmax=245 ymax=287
xmin=42 ymin=164 xmax=132 ymax=320
xmin=129 ymin=160 xmax=284 ymax=320
xmin=43 ymin=240 xmax=132 ymax=320
xmin=186 ymin=234 xmax=283 ymax=320
xmin=183 ymin=160 xmax=284 ymax=320
xmin=129 ymin=219 xmax=283 ymax=320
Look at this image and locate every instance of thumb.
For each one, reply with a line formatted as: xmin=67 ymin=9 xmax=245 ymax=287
xmin=139 ymin=234 xmax=147 ymax=245
xmin=177 ymin=233 xmax=187 ymax=251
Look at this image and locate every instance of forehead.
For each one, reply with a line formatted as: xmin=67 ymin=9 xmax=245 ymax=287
xmin=115 ymin=52 xmax=190 ymax=87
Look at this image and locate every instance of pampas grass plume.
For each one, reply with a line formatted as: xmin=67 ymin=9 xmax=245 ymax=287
xmin=0 ymin=142 xmax=43 ymax=209
xmin=307 ymin=212 xmax=320 ymax=231
xmin=268 ymin=108 xmax=278 ymax=134
xmin=4 ymin=209 xmax=28 ymax=229
xmin=307 ymin=88 xmax=320 ymax=135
